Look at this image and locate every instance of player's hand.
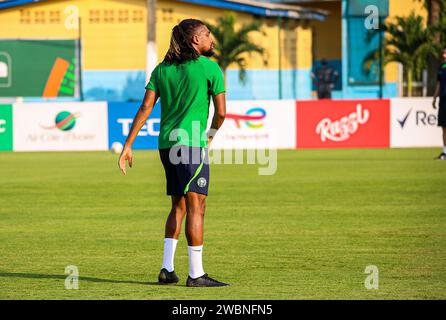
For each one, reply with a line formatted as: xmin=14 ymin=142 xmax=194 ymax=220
xmin=208 ymin=136 xmax=213 ymax=148
xmin=118 ymin=146 xmax=133 ymax=175
xmin=433 ymin=98 xmax=437 ymax=109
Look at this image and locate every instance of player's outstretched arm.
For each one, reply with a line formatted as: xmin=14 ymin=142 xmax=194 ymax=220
xmin=119 ymin=89 xmax=159 ymax=175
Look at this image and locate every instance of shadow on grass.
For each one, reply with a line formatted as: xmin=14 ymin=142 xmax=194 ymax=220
xmin=0 ymin=272 xmax=161 ymax=286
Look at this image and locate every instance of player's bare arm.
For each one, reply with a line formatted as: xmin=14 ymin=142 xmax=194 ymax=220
xmin=118 ymin=89 xmax=159 ymax=175
xmin=433 ymin=81 xmax=440 ymax=109
xmin=208 ymin=92 xmax=226 ymax=146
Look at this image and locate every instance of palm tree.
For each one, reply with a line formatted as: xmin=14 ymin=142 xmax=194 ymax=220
xmin=363 ymin=12 xmax=435 ymax=96
xmin=418 ymin=0 xmax=445 ymax=24
xmin=418 ymin=0 xmax=446 ymax=94
xmin=424 ymin=0 xmax=446 ymax=54
xmin=430 ymin=16 xmax=446 ymax=50
xmin=206 ymin=13 xmax=266 ymax=85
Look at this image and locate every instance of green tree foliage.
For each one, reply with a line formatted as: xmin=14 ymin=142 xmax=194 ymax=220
xmin=206 ymin=13 xmax=266 ymax=84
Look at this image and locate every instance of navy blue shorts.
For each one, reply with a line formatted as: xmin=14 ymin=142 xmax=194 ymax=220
xmin=159 ymin=146 xmax=209 ymax=196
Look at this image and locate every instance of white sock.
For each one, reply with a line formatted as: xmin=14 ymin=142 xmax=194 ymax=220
xmin=162 ymin=238 xmax=178 ymax=272
xmin=443 ymin=146 xmax=446 ymax=154
xmin=188 ymin=245 xmax=205 ymax=279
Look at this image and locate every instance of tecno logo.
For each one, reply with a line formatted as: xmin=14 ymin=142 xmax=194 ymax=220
xmin=397 ymin=108 xmax=437 ymax=128
xmin=0 ymin=118 xmax=6 ymax=133
xmin=118 ymin=118 xmax=160 ymax=136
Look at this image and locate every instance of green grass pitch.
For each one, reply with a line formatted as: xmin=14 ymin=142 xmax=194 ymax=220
xmin=0 ymin=148 xmax=445 ymax=299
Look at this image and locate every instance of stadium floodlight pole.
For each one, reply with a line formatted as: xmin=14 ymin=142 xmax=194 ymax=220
xmin=78 ymin=16 xmax=84 ymax=102
xmin=378 ymin=15 xmax=383 ymax=99
xmin=146 ymin=0 xmax=158 ymax=84
xmin=278 ymin=16 xmax=283 ymax=100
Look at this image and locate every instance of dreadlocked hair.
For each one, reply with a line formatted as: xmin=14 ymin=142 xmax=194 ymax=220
xmin=163 ymin=19 xmax=205 ymax=65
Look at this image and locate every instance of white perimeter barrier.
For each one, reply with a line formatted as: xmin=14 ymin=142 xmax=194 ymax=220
xmin=208 ymin=100 xmax=296 ymax=150
xmin=2 ymin=98 xmax=443 ymax=151
xmin=390 ymin=98 xmax=443 ymax=148
xmin=13 ymin=102 xmax=108 ymax=151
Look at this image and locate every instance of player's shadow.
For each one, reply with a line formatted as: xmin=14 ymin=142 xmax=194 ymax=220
xmin=0 ymin=272 xmax=161 ymax=286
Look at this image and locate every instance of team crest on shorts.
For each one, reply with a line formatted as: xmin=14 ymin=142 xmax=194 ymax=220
xmin=197 ymin=177 xmax=207 ymax=188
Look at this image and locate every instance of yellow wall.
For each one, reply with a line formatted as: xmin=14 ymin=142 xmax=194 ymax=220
xmin=389 ymin=0 xmax=427 ymax=20
xmin=80 ymin=0 xmax=146 ymax=70
xmin=0 ymin=0 xmax=430 ymax=75
xmin=384 ymin=0 xmax=428 ymax=82
xmin=0 ymin=0 xmax=313 ymax=71
xmin=297 ymin=25 xmax=313 ymax=70
xmin=299 ymin=1 xmax=342 ymax=61
xmin=0 ymin=0 xmax=147 ymax=70
xmin=157 ymin=0 xmax=308 ymax=70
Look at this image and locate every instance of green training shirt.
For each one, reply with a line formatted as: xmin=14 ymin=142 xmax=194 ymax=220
xmin=146 ymin=56 xmax=225 ymax=149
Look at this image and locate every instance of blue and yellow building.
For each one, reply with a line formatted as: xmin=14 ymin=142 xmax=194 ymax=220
xmin=293 ymin=0 xmax=427 ymax=98
xmin=0 ymin=0 xmax=428 ymax=101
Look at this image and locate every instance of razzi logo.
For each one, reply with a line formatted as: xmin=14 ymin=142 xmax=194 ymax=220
xmin=316 ymin=104 xmax=370 ymax=142
xmin=397 ymin=108 xmax=437 ymax=128
xmin=118 ymin=118 xmax=160 ymax=136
